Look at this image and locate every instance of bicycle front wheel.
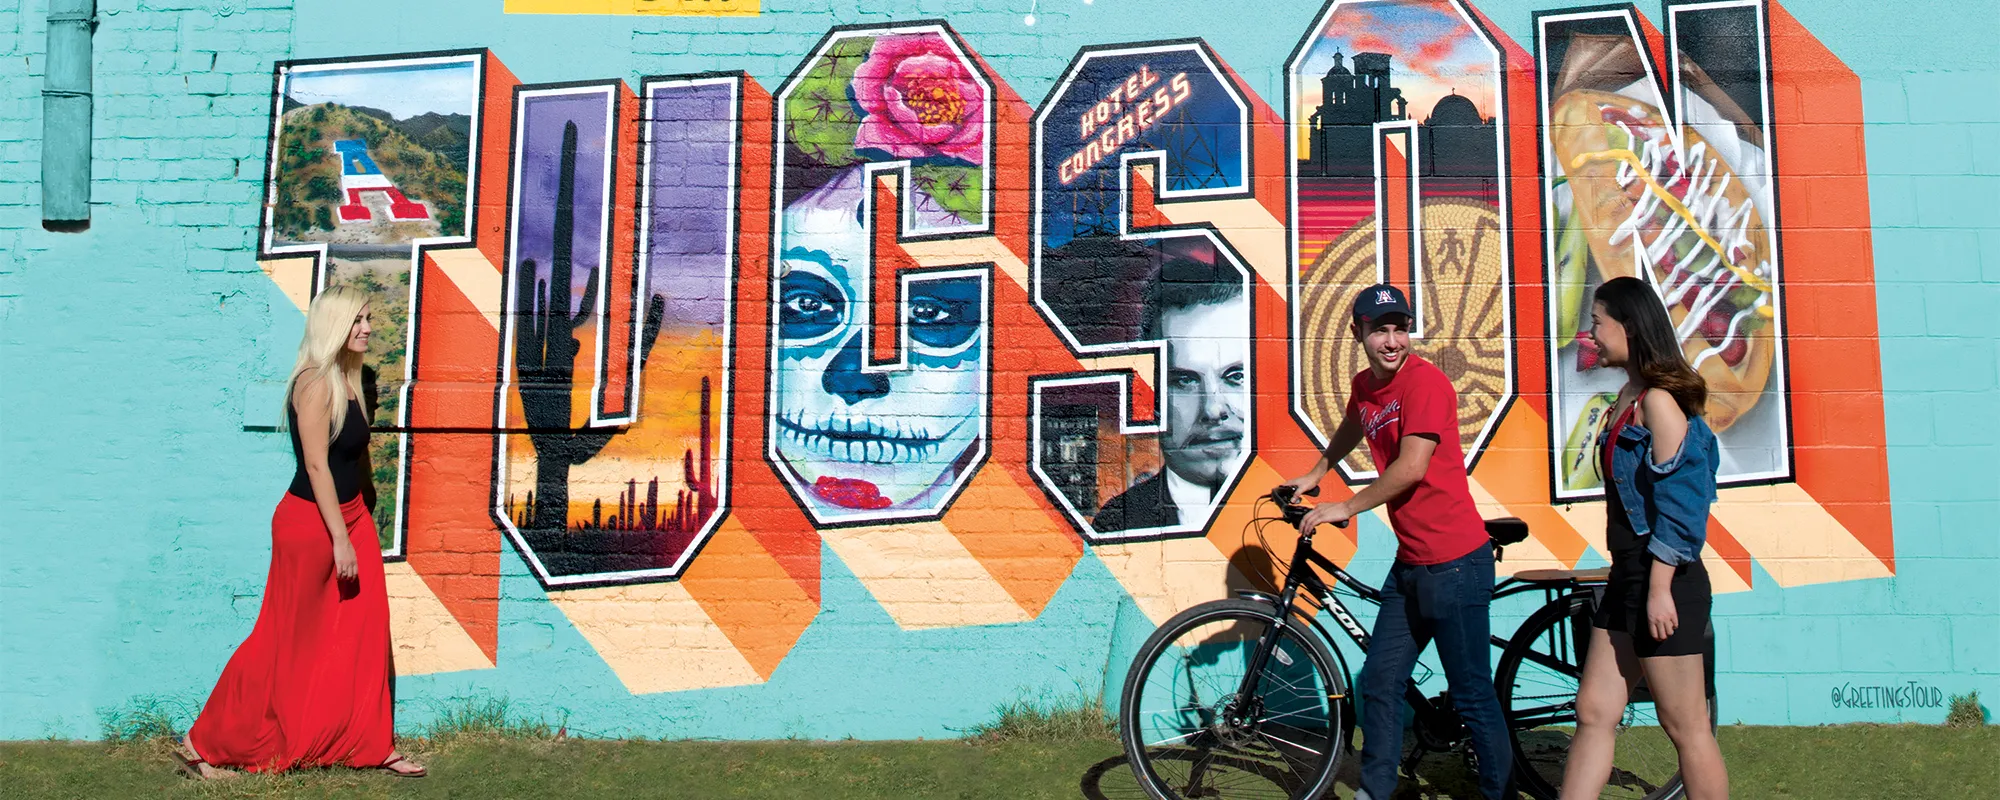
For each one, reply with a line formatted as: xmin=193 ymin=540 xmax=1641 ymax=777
xmin=1497 ymin=592 xmax=1711 ymax=800
xmin=1119 ymin=599 xmax=1348 ymax=800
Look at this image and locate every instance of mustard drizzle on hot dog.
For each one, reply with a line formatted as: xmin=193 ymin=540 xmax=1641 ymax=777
xmin=1566 ymin=103 xmax=1778 ymax=372
xmin=1566 ymin=147 xmax=1773 ymax=297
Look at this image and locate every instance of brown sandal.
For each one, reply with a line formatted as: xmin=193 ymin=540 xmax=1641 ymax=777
xmin=171 ymin=743 xmax=238 ymax=781
xmin=378 ymin=755 xmax=427 ymax=778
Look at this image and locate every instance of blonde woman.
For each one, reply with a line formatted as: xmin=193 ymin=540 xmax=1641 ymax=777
xmin=173 ymin=287 xmax=425 ymax=779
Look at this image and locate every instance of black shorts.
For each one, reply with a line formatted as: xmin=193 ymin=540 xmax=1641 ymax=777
xmin=1592 ymin=546 xmax=1713 ymax=658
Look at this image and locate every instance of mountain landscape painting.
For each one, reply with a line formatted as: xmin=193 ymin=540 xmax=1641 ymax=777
xmin=265 ymin=54 xmax=482 ymax=552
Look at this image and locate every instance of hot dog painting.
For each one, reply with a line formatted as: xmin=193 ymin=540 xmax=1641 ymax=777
xmin=1543 ymin=27 xmax=1791 ymax=497
xmin=1553 ymin=88 xmax=1777 ymax=426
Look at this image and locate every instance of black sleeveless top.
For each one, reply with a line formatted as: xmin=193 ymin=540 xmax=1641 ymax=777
xmin=1603 ymin=393 xmax=1642 ymax=554
xmin=287 ymin=398 xmax=369 ymax=503
xmin=1604 ymin=472 xmax=1640 ymax=554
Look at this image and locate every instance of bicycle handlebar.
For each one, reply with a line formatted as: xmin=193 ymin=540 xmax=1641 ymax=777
xmin=1269 ymin=485 xmax=1348 ymax=530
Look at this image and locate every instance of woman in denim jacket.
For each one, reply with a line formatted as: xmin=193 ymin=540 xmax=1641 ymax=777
xmin=1560 ymin=277 xmax=1729 ymax=799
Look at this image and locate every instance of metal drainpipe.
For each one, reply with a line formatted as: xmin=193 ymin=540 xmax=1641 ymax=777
xmin=42 ymin=0 xmax=96 ymax=229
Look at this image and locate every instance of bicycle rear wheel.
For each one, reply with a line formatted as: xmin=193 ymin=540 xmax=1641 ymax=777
xmin=1496 ymin=592 xmax=1712 ymax=800
xmin=1120 ymin=599 xmax=1348 ymax=800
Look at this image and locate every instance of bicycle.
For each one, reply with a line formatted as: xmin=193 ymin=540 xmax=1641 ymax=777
xmin=1117 ymin=486 xmax=1715 ymax=800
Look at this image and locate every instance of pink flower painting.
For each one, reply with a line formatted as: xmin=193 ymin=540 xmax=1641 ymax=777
xmin=850 ymin=34 xmax=985 ymax=165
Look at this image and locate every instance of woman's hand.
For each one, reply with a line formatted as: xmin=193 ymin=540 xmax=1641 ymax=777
xmin=1647 ymin=589 xmax=1679 ymax=641
xmin=332 ymin=537 xmax=359 ymax=581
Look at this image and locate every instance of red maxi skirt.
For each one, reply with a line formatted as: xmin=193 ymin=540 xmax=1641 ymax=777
xmin=186 ymin=493 xmax=395 ymax=772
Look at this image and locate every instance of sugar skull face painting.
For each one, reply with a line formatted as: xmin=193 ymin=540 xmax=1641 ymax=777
xmin=771 ymin=26 xmax=995 ymax=523
xmin=772 ymin=169 xmax=988 ymax=522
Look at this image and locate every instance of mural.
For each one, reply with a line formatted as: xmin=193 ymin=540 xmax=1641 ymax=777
xmin=263 ymin=52 xmax=485 ymax=554
xmin=244 ymin=0 xmax=1898 ymax=698
xmin=769 ymin=26 xmax=996 ymax=525
xmin=1288 ymin=0 xmax=1514 ymax=478
xmin=1031 ymin=43 xmax=1257 ymax=541
xmin=493 ymin=77 xmax=736 ymax=587
xmin=1537 ymin=2 xmax=1790 ymax=497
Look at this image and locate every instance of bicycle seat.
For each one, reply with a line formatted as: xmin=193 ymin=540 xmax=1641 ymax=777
xmin=1484 ymin=517 xmax=1529 ymax=546
xmin=1510 ymin=566 xmax=1613 ymax=584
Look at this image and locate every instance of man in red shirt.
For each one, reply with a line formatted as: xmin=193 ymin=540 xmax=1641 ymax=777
xmin=1279 ymin=283 xmax=1511 ymax=800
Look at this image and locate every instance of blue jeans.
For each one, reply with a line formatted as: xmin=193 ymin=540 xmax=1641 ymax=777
xmin=1357 ymin=544 xmax=1512 ymax=800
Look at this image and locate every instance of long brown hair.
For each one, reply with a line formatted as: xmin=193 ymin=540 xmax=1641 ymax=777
xmin=1595 ymin=277 xmax=1706 ymax=418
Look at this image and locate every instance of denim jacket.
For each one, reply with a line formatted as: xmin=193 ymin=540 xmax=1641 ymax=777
xmin=1604 ymin=414 xmax=1720 ymax=566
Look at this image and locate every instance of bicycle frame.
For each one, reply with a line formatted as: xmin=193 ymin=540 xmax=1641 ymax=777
xmin=1153 ymin=495 xmax=1717 ymax=800
xmin=1229 ymin=504 xmax=1576 ymax=741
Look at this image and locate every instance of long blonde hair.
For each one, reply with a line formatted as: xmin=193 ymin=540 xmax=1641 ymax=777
xmin=283 ymin=285 xmax=369 ymax=440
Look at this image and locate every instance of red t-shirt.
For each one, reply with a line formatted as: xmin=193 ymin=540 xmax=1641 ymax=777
xmin=1345 ymin=354 xmax=1488 ymax=565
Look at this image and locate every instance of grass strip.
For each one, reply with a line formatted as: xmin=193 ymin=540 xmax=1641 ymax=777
xmin=0 ymin=725 xmax=1989 ymax=799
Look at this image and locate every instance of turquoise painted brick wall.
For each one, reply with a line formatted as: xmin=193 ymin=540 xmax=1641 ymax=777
xmin=2 ymin=0 xmax=1996 ymax=741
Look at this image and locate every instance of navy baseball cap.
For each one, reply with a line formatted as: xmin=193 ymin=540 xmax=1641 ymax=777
xmin=1352 ymin=283 xmax=1414 ymax=325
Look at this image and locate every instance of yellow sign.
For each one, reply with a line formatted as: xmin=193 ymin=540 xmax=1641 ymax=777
xmin=504 ymin=0 xmax=759 ymax=16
